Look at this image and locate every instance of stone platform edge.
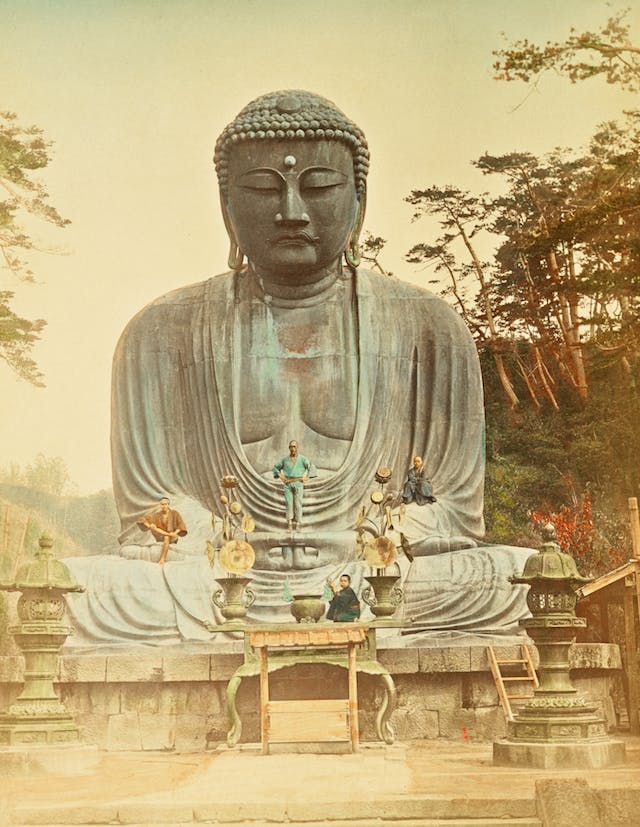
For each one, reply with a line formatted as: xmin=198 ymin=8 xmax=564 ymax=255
xmin=0 ymin=641 xmax=623 ymax=685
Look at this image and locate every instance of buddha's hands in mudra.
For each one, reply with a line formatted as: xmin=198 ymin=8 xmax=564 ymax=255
xmin=249 ymin=528 xmax=357 ymax=572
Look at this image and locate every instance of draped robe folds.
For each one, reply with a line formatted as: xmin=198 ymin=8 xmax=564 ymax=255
xmin=63 ymin=268 xmax=532 ymax=646
xmin=112 ymin=268 xmax=485 ymax=546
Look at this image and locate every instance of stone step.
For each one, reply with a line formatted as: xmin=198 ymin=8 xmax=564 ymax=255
xmin=11 ymin=821 xmax=543 ymax=827
xmin=10 ymin=799 xmax=540 ymax=826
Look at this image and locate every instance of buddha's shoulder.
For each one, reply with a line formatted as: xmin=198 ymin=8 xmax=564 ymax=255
xmin=120 ymin=273 xmax=234 ymax=331
xmin=357 ymin=269 xmax=467 ymax=329
xmin=139 ymin=272 xmax=233 ymax=311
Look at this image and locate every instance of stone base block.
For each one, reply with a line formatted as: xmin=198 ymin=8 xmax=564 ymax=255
xmin=0 ymin=719 xmax=80 ymax=747
xmin=0 ymin=743 xmax=99 ymax=776
xmin=0 ymin=642 xmax=623 ymax=750
xmin=493 ymin=736 xmax=626 ymax=768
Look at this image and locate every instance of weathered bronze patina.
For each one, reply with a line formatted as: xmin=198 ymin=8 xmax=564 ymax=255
xmin=63 ymin=90 xmax=534 ymax=641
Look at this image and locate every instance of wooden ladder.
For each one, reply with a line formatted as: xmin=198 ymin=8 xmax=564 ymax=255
xmin=487 ymin=644 xmax=538 ymax=721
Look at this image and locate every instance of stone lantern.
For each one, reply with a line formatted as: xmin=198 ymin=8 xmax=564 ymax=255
xmin=0 ymin=532 xmax=84 ymax=746
xmin=493 ymin=524 xmax=625 ymax=768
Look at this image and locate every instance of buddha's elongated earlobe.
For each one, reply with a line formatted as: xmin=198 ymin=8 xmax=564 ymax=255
xmin=345 ymin=186 xmax=366 ymax=272
xmin=220 ymin=195 xmax=245 ymax=272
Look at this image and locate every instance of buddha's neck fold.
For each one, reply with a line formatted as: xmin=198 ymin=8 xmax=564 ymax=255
xmin=249 ymin=262 xmax=349 ymax=305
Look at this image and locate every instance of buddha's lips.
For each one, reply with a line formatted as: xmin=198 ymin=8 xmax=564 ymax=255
xmin=270 ymin=232 xmax=320 ymax=245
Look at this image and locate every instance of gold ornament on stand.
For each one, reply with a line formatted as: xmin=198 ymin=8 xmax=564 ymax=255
xmin=206 ymin=475 xmax=256 ymax=623
xmin=354 ymin=467 xmax=407 ymax=618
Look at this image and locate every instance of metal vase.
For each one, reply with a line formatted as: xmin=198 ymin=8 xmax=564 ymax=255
xmin=361 ymin=574 xmax=403 ymax=618
xmin=289 ymin=594 xmax=326 ymax=623
xmin=212 ymin=576 xmax=255 ymax=621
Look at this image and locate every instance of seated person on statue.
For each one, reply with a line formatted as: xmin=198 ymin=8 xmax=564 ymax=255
xmin=402 ymin=457 xmax=436 ymax=506
xmin=61 ymin=89 xmax=533 ymax=641
xmin=327 ymin=574 xmax=361 ymax=622
xmin=136 ymin=497 xmax=187 ymax=565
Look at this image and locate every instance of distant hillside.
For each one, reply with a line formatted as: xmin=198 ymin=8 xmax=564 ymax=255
xmin=0 ymin=484 xmax=119 ymax=571
xmin=0 ymin=487 xmax=119 ymax=653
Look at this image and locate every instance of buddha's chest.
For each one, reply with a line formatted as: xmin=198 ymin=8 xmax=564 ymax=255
xmin=236 ymin=299 xmax=358 ymax=453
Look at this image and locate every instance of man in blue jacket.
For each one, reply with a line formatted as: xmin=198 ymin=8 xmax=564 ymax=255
xmin=273 ymin=440 xmax=317 ymax=531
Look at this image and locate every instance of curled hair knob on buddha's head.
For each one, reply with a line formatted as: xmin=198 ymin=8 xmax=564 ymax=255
xmin=214 ymin=90 xmax=370 ymax=198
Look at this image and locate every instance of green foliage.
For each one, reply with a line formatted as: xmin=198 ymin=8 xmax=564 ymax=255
xmin=0 ymin=485 xmax=119 ymax=651
xmin=482 ymin=346 xmax=638 ymax=555
xmin=484 ymin=455 xmax=542 ymax=546
xmin=0 ymin=290 xmax=46 ymax=385
xmin=0 ymin=484 xmax=119 ymax=557
xmin=21 ymin=453 xmax=72 ymax=497
xmin=0 ymin=111 xmax=69 ymax=385
xmin=493 ymin=9 xmax=640 ymax=92
xmin=361 ymin=231 xmax=393 ymax=276
xmin=0 ymin=454 xmax=74 ymax=497
xmin=407 ymin=110 xmax=640 ymax=413
xmin=402 ymin=11 xmax=640 ymax=567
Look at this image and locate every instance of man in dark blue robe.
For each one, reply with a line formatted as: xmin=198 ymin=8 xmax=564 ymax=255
xmin=327 ymin=574 xmax=360 ymax=622
xmin=402 ymin=456 xmax=436 ymax=506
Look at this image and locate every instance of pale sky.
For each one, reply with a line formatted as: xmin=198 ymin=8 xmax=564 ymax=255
xmin=1 ymin=0 xmax=638 ymax=494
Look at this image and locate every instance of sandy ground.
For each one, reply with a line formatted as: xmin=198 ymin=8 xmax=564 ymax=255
xmin=3 ymin=736 xmax=639 ymax=812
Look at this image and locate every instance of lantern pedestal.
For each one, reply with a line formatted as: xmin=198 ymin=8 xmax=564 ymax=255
xmin=0 ymin=534 xmax=85 ymax=748
xmin=493 ymin=525 xmax=625 ymax=769
xmin=493 ymin=617 xmax=625 ymax=768
xmin=0 ymin=621 xmax=80 ymax=747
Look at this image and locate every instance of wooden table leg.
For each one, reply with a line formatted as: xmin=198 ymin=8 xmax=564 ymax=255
xmin=348 ymin=642 xmax=359 ymax=752
xmin=259 ymin=646 xmax=270 ymax=754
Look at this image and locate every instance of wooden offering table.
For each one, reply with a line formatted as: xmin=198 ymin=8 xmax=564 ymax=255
xmin=225 ymin=623 xmax=396 ymax=753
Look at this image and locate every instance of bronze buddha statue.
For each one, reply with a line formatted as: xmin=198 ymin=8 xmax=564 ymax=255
xmin=64 ymin=91 xmax=531 ymax=641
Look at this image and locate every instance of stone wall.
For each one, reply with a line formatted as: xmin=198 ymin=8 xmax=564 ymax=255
xmin=0 ymin=643 xmax=621 ymax=751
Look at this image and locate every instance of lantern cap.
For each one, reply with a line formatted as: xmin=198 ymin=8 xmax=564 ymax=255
xmin=1 ymin=532 xmax=84 ymax=593
xmin=511 ymin=523 xmax=591 ymax=586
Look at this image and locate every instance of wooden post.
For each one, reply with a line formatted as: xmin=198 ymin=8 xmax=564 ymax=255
xmin=626 ymin=498 xmax=640 ymax=629
xmin=629 ymin=498 xmax=640 ymax=559
xmin=598 ymin=600 xmax=610 ymax=642
xmin=623 ymin=582 xmax=640 ymax=734
xmin=259 ymin=646 xmax=270 ymax=754
xmin=2 ymin=504 xmax=9 ymax=555
xmin=348 ymin=641 xmax=359 ymax=752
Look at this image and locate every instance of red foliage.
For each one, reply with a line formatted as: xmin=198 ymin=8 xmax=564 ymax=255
xmin=531 ymin=491 xmax=625 ymax=576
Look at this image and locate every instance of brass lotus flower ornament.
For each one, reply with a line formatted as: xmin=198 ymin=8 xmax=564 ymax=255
xmin=207 ymin=475 xmax=257 ymax=624
xmin=354 ymin=467 xmax=412 ymax=567
xmin=206 ymin=474 xmax=256 ymax=575
xmin=354 ymin=468 xmax=408 ymax=618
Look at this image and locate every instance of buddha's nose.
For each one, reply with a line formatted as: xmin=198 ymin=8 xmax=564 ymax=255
xmin=276 ymin=183 xmax=310 ymax=226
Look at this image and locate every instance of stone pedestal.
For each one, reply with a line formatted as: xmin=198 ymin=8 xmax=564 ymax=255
xmin=0 ymin=622 xmax=81 ymax=746
xmin=494 ymin=736 xmax=625 ymax=769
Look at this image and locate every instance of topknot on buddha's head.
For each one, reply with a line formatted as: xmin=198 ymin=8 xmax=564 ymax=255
xmin=214 ymin=90 xmax=370 ymax=196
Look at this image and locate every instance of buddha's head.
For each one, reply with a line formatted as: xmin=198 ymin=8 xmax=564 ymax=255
xmin=214 ymin=90 xmax=369 ymax=281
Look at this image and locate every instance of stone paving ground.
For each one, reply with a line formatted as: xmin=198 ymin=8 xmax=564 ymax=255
xmin=1 ymin=735 xmax=639 ymax=826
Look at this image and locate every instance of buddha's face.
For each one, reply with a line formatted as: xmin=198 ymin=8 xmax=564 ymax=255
xmin=224 ymin=139 xmax=358 ymax=280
